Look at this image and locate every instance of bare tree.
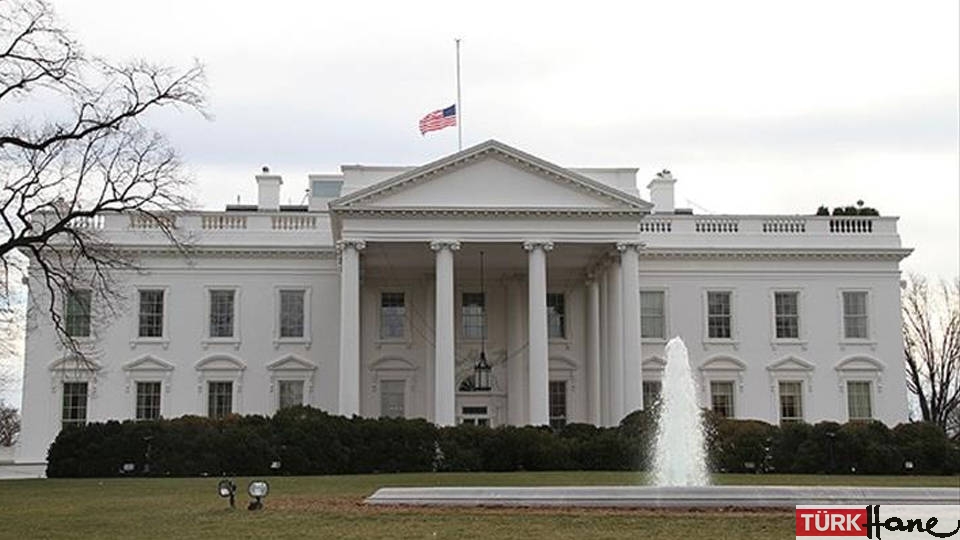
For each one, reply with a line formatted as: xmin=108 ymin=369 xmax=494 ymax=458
xmin=902 ymin=274 xmax=960 ymax=435
xmin=0 ymin=0 xmax=205 ymax=360
xmin=0 ymin=402 xmax=20 ymax=446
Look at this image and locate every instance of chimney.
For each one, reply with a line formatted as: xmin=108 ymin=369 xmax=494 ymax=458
xmin=256 ymin=165 xmax=282 ymax=211
xmin=647 ymin=169 xmax=676 ymax=214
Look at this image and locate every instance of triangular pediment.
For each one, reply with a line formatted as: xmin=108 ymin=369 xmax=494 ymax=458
xmin=767 ymin=356 xmax=815 ymax=372
xmin=700 ymin=355 xmax=747 ymax=371
xmin=123 ymin=355 xmax=175 ymax=372
xmin=267 ymin=354 xmax=317 ymax=371
xmin=330 ymin=140 xmax=651 ymax=213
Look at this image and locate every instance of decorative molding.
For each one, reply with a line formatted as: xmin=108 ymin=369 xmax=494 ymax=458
xmin=522 ymin=241 xmax=554 ymax=252
xmin=616 ymin=241 xmax=646 ymax=252
xmin=334 ymin=207 xmax=647 ymax=218
xmin=122 ymin=354 xmax=175 ymax=372
xmin=834 ymin=355 xmax=885 ymax=372
xmin=336 ymin=239 xmax=367 ymax=252
xmin=194 ymin=354 xmax=247 ymax=372
xmin=266 ymin=354 xmax=318 ymax=371
xmin=429 ymin=240 xmax=462 ymax=252
xmin=642 ymin=247 xmax=912 ymax=261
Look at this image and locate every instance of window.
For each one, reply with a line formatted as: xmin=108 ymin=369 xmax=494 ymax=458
xmin=707 ymin=291 xmax=732 ymax=339
xmin=207 ymin=381 xmax=233 ymax=419
xmin=136 ymin=381 xmax=162 ymax=420
xmin=61 ymin=382 xmax=88 ymax=428
xmin=278 ymin=380 xmax=304 ymax=409
xmin=640 ymin=291 xmax=665 ymax=339
xmin=842 ymin=291 xmax=869 ymax=339
xmin=642 ymin=380 xmax=662 ymax=410
xmin=778 ymin=381 xmax=803 ymax=423
xmin=209 ymin=290 xmax=235 ymax=338
xmin=279 ymin=289 xmax=305 ymax=338
xmin=549 ymin=380 xmax=567 ymax=429
xmin=547 ymin=293 xmax=566 ymax=339
xmin=460 ymin=406 xmax=489 ymax=426
xmin=710 ymin=381 xmax=735 ymax=418
xmin=847 ymin=381 xmax=873 ymax=420
xmin=380 ymin=380 xmax=405 ymax=418
xmin=65 ymin=289 xmax=92 ymax=338
xmin=774 ymin=292 xmax=800 ymax=339
xmin=462 ymin=292 xmax=485 ymax=340
xmin=138 ymin=290 xmax=165 ymax=338
xmin=380 ymin=292 xmax=406 ymax=340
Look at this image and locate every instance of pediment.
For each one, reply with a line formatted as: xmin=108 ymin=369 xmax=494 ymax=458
xmin=767 ymin=356 xmax=815 ymax=372
xmin=195 ymin=354 xmax=246 ymax=371
xmin=369 ymin=356 xmax=416 ymax=371
xmin=643 ymin=356 xmax=666 ymax=371
xmin=549 ymin=356 xmax=578 ymax=371
xmin=48 ymin=355 xmax=102 ymax=372
xmin=835 ymin=356 xmax=884 ymax=372
xmin=267 ymin=354 xmax=317 ymax=372
xmin=330 ymin=140 xmax=651 ymax=213
xmin=700 ymin=355 xmax=747 ymax=371
xmin=123 ymin=355 xmax=175 ymax=372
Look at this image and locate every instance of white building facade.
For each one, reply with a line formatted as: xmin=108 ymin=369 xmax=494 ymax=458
xmin=16 ymin=140 xmax=912 ymax=465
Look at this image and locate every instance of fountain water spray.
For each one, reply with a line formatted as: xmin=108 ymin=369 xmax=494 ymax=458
xmin=652 ymin=337 xmax=709 ymax=486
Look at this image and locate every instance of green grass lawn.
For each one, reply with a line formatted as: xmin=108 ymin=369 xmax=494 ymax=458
xmin=0 ymin=472 xmax=955 ymax=539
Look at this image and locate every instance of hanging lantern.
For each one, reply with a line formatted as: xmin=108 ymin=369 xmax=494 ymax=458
xmin=473 ymin=350 xmax=491 ymax=391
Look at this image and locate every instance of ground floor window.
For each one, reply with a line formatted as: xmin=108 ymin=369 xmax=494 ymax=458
xmin=846 ymin=381 xmax=873 ymax=420
xmin=642 ymin=380 xmax=662 ymax=410
xmin=380 ymin=380 xmax=405 ymax=418
xmin=208 ymin=381 xmax=233 ymax=419
xmin=278 ymin=380 xmax=305 ymax=409
xmin=778 ymin=380 xmax=803 ymax=423
xmin=710 ymin=380 xmax=735 ymax=418
xmin=136 ymin=381 xmax=162 ymax=420
xmin=62 ymin=382 xmax=88 ymax=428
xmin=548 ymin=380 xmax=567 ymax=429
xmin=460 ymin=406 xmax=489 ymax=426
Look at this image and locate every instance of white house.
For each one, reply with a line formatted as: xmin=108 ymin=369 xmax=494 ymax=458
xmin=15 ymin=140 xmax=912 ymax=466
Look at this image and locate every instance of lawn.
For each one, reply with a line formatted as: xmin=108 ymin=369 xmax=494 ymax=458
xmin=0 ymin=472 xmax=956 ymax=539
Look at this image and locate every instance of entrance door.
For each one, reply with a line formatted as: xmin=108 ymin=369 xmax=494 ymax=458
xmin=380 ymin=380 xmax=405 ymax=418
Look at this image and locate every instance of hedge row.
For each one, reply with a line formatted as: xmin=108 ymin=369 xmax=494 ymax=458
xmin=46 ymin=407 xmax=960 ymax=477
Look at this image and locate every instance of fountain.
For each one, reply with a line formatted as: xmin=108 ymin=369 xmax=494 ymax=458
xmin=652 ymin=337 xmax=709 ymax=486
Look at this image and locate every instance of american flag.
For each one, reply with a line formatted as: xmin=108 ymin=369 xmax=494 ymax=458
xmin=419 ymin=104 xmax=457 ymax=135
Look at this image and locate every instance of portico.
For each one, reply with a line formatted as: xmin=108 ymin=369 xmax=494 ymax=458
xmin=329 ymin=140 xmax=651 ymax=427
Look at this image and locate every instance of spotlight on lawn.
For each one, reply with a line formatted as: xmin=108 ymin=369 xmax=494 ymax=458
xmin=217 ymin=479 xmax=237 ymax=509
xmin=247 ymin=480 xmax=270 ymax=511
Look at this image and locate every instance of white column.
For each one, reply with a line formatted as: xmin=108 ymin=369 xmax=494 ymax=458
xmin=586 ymin=275 xmax=601 ymax=425
xmin=619 ymin=242 xmax=643 ymax=416
xmin=524 ymin=241 xmax=553 ymax=426
xmin=599 ymin=268 xmax=610 ymax=426
xmin=337 ymin=239 xmax=365 ymax=416
xmin=506 ymin=276 xmax=527 ymax=425
xmin=608 ymin=258 xmax=624 ymax=424
xmin=431 ymin=240 xmax=460 ymax=427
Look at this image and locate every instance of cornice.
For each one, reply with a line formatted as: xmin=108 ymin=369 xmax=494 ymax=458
xmin=641 ymin=247 xmax=913 ymax=261
xmin=332 ymin=206 xmax=646 ymax=218
xmin=125 ymin=246 xmax=337 ymax=259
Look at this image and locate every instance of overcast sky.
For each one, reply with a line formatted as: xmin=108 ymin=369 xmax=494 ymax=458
xmin=46 ymin=0 xmax=959 ymax=279
xmin=2 ymin=0 xmax=957 ymax=407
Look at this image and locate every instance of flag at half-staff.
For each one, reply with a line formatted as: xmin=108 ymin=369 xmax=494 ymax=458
xmin=419 ymin=104 xmax=457 ymax=135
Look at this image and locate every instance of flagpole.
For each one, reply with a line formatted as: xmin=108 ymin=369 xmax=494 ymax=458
xmin=455 ymin=38 xmax=462 ymax=151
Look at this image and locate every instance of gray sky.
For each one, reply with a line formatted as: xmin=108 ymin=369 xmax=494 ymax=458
xmin=48 ymin=0 xmax=959 ymax=279
xmin=2 ymin=0 xmax=957 ymax=408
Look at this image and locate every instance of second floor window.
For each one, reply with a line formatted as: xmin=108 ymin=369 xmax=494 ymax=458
xmin=842 ymin=291 xmax=869 ymax=339
xmin=640 ymin=291 xmax=665 ymax=339
xmin=279 ymin=290 xmax=305 ymax=338
xmin=707 ymin=291 xmax=732 ymax=339
xmin=209 ymin=290 xmax=235 ymax=338
xmin=65 ymin=289 xmax=92 ymax=337
xmin=138 ymin=290 xmax=165 ymax=338
xmin=462 ymin=292 xmax=485 ymax=340
xmin=380 ymin=292 xmax=406 ymax=339
xmin=774 ymin=292 xmax=800 ymax=339
xmin=547 ymin=293 xmax=566 ymax=339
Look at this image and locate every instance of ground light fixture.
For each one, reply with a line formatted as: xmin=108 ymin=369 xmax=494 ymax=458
xmin=217 ymin=479 xmax=237 ymax=509
xmin=247 ymin=480 xmax=270 ymax=511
